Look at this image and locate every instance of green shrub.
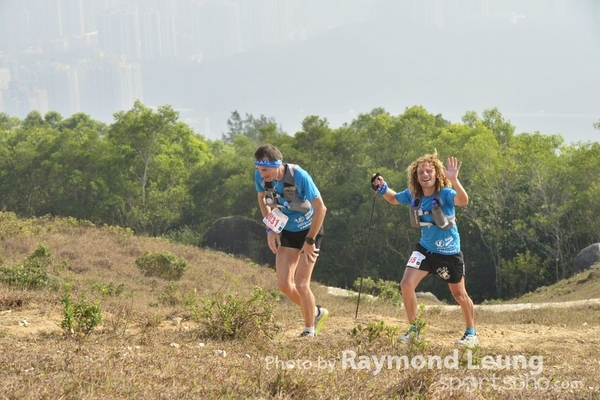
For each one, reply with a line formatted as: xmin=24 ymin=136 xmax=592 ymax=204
xmin=61 ymin=291 xmax=102 ymax=337
xmin=163 ymin=226 xmax=203 ymax=247
xmin=0 ymin=264 xmax=50 ymax=290
xmin=353 ymin=276 xmax=402 ymax=304
xmin=407 ymin=303 xmax=430 ymax=354
xmin=135 ymin=251 xmax=188 ymax=280
xmin=158 ymin=281 xmax=183 ymax=306
xmin=91 ymin=282 xmax=125 ymax=298
xmin=192 ymin=286 xmax=279 ymax=341
xmin=25 ymin=245 xmax=53 ymax=268
xmin=0 ymin=211 xmax=35 ymax=239
xmin=351 ymin=320 xmax=401 ymax=346
xmin=0 ymin=245 xmax=58 ymax=290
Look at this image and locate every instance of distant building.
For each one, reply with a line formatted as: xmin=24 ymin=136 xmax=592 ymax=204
xmin=192 ymin=1 xmax=242 ymax=60
xmin=0 ymin=67 xmax=10 ymax=90
xmin=59 ymin=0 xmax=86 ymax=37
xmin=238 ymin=0 xmax=310 ymax=50
xmin=139 ymin=9 xmax=163 ymax=61
xmin=138 ymin=8 xmax=178 ymax=60
xmin=76 ymin=56 xmax=143 ymax=122
xmin=0 ymin=81 xmax=48 ymax=118
xmin=0 ymin=67 xmax=10 ymax=114
xmin=21 ymin=62 xmax=80 ymax=117
xmin=0 ymin=1 xmax=30 ymax=54
xmin=161 ymin=14 xmax=178 ymax=58
xmin=27 ymin=0 xmax=62 ymax=43
xmin=97 ymin=7 xmax=142 ymax=61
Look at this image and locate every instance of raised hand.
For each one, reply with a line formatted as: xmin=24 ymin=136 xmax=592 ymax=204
xmin=444 ymin=156 xmax=462 ymax=181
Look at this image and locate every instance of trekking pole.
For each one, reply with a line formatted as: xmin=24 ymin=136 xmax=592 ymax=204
xmin=354 ymin=191 xmax=378 ymax=319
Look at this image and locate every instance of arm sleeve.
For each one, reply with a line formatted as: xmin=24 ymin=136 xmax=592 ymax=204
xmin=254 ymin=170 xmax=265 ymax=192
xmin=293 ymin=167 xmax=320 ymax=202
xmin=394 ymin=189 xmax=412 ymax=205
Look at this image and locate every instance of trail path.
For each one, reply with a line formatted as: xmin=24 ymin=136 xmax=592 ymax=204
xmin=429 ymin=298 xmax=600 ymax=312
xmin=327 ymin=286 xmax=600 ymax=312
xmin=2 ymin=295 xmax=599 ymax=357
xmin=321 ymin=287 xmax=600 ymax=356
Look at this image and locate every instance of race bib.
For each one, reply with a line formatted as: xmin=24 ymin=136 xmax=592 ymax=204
xmin=407 ymin=251 xmax=426 ymax=269
xmin=263 ymin=208 xmax=289 ymax=234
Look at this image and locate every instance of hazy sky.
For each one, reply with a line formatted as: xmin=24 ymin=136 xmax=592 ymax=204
xmin=1 ymin=0 xmax=599 ymax=143
xmin=143 ymin=0 xmax=600 ymax=143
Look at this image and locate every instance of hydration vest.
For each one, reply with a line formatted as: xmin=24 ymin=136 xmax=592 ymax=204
xmin=408 ymin=190 xmax=456 ymax=230
xmin=263 ymin=164 xmax=311 ymax=213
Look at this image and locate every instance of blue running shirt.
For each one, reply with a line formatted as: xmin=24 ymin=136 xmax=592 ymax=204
xmin=395 ymin=187 xmax=461 ymax=255
xmin=255 ymin=166 xmax=320 ymax=232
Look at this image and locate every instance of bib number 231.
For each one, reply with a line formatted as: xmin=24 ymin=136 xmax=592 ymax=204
xmin=263 ymin=208 xmax=289 ymax=234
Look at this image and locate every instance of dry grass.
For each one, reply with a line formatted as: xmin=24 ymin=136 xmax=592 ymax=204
xmin=1 ymin=213 xmax=599 ymax=399
xmin=512 ymin=265 xmax=600 ymax=303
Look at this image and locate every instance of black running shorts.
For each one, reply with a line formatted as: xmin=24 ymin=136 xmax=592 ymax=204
xmin=279 ymin=227 xmax=324 ymax=250
xmin=406 ymin=243 xmax=465 ymax=284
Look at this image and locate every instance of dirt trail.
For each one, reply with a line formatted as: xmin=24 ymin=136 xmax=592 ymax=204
xmin=429 ymin=298 xmax=600 ymax=312
xmin=327 ymin=286 xmax=600 ymax=312
xmin=2 ymin=298 xmax=599 ymax=356
xmin=319 ymin=289 xmax=600 ymax=356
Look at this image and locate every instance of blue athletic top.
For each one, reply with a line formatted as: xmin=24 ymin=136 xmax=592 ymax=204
xmin=254 ymin=165 xmax=320 ymax=232
xmin=395 ymin=187 xmax=461 ymax=255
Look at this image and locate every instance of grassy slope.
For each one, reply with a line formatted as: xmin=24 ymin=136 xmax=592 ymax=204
xmin=1 ymin=214 xmax=599 ymax=399
xmin=513 ymin=264 xmax=600 ymax=303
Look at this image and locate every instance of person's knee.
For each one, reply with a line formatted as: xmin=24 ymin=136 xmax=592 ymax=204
xmin=452 ymin=290 xmax=470 ymax=305
xmin=278 ymin=281 xmax=294 ymax=294
xmin=294 ymin=280 xmax=311 ymax=294
xmin=400 ymin=279 xmax=416 ymax=294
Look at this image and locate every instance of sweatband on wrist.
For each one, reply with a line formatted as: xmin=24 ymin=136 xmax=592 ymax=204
xmin=376 ymin=182 xmax=388 ymax=195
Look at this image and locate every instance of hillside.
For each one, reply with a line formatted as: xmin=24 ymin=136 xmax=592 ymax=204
xmin=1 ymin=213 xmax=599 ymax=399
xmin=514 ymin=264 xmax=600 ymax=303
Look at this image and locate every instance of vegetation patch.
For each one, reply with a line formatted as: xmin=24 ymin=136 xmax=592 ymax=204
xmin=135 ymin=251 xmax=188 ymax=280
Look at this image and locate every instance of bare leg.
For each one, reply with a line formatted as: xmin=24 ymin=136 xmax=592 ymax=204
xmin=275 ymin=247 xmax=302 ymax=306
xmin=294 ymin=250 xmax=318 ymax=328
xmin=275 ymin=247 xmax=318 ymax=328
xmin=399 ymin=268 xmax=429 ymax=323
xmin=448 ymin=277 xmax=474 ymax=329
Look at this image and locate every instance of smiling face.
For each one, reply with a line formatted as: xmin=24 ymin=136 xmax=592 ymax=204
xmin=417 ymin=161 xmax=436 ymax=192
xmin=407 ymin=152 xmax=449 ymax=198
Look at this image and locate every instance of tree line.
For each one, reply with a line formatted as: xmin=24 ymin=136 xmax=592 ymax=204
xmin=1 ymin=101 xmax=599 ymax=302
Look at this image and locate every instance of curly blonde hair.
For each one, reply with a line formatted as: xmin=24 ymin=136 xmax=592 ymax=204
xmin=407 ymin=151 xmax=451 ymax=198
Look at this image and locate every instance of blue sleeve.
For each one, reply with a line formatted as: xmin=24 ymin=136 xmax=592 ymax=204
xmin=254 ymin=170 xmax=265 ymax=192
xmin=440 ymin=187 xmax=457 ymax=215
xmin=293 ymin=167 xmax=320 ymax=202
xmin=394 ymin=188 xmax=412 ymax=205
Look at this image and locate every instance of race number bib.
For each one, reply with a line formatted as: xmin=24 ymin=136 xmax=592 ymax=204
xmin=263 ymin=208 xmax=289 ymax=234
xmin=406 ymin=251 xmax=426 ymax=269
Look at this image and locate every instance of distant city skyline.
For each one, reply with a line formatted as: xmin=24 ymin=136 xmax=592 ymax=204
xmin=1 ymin=0 xmax=598 ymax=142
